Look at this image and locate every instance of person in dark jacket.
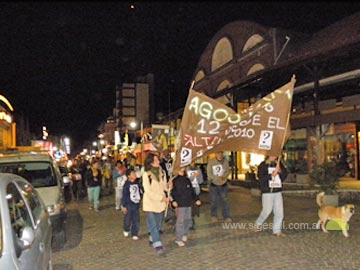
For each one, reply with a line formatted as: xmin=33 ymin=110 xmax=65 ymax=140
xmin=171 ymin=167 xmax=201 ymax=247
xmin=84 ymin=160 xmax=102 ymax=212
xmin=121 ymin=168 xmax=143 ymax=240
xmin=255 ymin=155 xmax=288 ymax=237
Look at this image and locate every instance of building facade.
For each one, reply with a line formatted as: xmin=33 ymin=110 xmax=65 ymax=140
xmin=160 ymin=13 xmax=360 ymax=181
xmin=98 ymin=73 xmax=154 ymax=152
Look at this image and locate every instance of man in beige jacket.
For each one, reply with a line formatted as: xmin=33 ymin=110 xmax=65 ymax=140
xmin=207 ymin=151 xmax=231 ymax=223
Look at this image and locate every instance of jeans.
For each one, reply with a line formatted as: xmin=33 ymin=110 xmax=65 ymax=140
xmin=146 ymin=212 xmax=163 ymax=248
xmin=115 ymin=187 xmax=123 ymax=209
xmin=72 ymin=180 xmax=82 ymax=200
xmin=103 ymin=177 xmax=112 ymax=194
xmin=124 ymin=205 xmax=140 ymax=236
xmin=88 ymin=186 xmax=101 ymax=210
xmin=175 ymin=207 xmax=192 ymax=241
xmin=256 ymin=192 xmax=284 ymax=234
xmin=210 ymin=184 xmax=230 ymax=219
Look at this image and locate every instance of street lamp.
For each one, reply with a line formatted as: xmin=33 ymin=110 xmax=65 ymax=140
xmin=130 ymin=121 xmax=137 ymax=129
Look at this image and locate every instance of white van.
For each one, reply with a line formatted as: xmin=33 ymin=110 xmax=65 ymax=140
xmin=0 ymin=150 xmax=67 ymax=248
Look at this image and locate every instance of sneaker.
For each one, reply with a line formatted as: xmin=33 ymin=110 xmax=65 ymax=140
xmin=175 ymin=240 xmax=185 ymax=247
xmin=273 ymin=232 xmax=286 ymax=238
xmin=123 ymin=231 xmax=129 ymax=237
xmin=224 ymin=218 xmax=232 ymax=223
xmin=115 ymin=207 xmax=120 ymax=211
xmin=211 ymin=216 xmax=218 ymax=223
xmin=89 ymin=206 xmax=93 ymax=210
xmin=182 ymin=235 xmax=187 ymax=242
xmin=155 ymin=246 xmax=164 ymax=255
xmin=132 ymin=236 xmax=139 ymax=240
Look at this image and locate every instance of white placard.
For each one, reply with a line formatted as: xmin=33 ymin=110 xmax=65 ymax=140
xmin=180 ymin=147 xmax=192 ymax=167
xmin=269 ymin=174 xmax=282 ymax=188
xmin=212 ymin=164 xmax=224 ymax=177
xmin=258 ymin=130 xmax=274 ymax=150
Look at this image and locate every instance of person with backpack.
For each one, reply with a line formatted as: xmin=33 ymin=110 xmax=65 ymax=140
xmin=142 ymin=153 xmax=170 ymax=255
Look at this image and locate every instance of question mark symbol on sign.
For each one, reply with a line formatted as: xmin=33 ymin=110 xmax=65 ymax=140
xmin=181 ymin=149 xmax=190 ymax=162
xmin=181 ymin=147 xmax=192 ymax=166
xmin=262 ymin=132 xmax=270 ymax=144
xmin=216 ymin=166 xmax=221 ymax=174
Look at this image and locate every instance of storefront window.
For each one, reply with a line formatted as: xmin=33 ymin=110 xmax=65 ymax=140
xmin=284 ymin=139 xmax=308 ymax=174
xmin=284 ymin=133 xmax=356 ymax=178
xmin=324 ymin=133 xmax=355 ymax=178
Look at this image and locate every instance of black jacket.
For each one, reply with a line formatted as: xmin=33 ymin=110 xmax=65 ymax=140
xmin=121 ymin=179 xmax=143 ymax=208
xmin=84 ymin=169 xmax=102 ymax=187
xmin=171 ymin=175 xmax=199 ymax=207
xmin=257 ymin=160 xmax=288 ymax=193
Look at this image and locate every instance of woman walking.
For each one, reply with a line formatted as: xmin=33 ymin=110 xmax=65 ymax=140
xmin=142 ymin=153 xmax=170 ymax=255
xmin=84 ymin=159 xmax=102 ymax=212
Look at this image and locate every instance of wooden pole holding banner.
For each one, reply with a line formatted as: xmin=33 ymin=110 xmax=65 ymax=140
xmin=164 ymin=179 xmax=172 ymax=218
xmin=271 ymin=75 xmax=296 ymax=192
xmin=172 ymin=80 xmax=196 ymax=176
xmin=277 ymin=74 xmax=296 ymax=164
xmin=189 ymin=80 xmax=195 ymax=93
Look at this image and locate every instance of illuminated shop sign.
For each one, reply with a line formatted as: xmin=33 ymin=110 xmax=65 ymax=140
xmin=0 ymin=111 xmax=12 ymax=123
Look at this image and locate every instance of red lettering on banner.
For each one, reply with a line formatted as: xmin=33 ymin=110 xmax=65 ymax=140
xmin=184 ymin=134 xmax=223 ymax=147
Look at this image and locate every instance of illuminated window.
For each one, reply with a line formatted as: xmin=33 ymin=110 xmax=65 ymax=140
xmin=211 ymin=37 xmax=233 ymax=71
xmin=247 ymin=63 xmax=265 ymax=76
xmin=194 ymin=70 xmax=205 ymax=82
xmin=242 ymin=34 xmax=264 ymax=52
xmin=216 ymin=80 xmax=233 ymax=105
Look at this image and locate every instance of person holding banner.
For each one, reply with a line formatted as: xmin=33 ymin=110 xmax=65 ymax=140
xmin=171 ymin=166 xmax=201 ymax=247
xmin=142 ymin=153 xmax=170 ymax=255
xmin=255 ymin=155 xmax=288 ymax=237
xmin=207 ymin=151 xmax=231 ymax=223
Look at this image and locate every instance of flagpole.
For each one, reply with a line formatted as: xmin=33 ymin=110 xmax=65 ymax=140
xmin=189 ymin=80 xmax=195 ymax=93
xmin=271 ymin=75 xmax=295 ymax=193
xmin=173 ymin=80 xmax=196 ymax=173
xmin=277 ymin=74 xmax=296 ymax=166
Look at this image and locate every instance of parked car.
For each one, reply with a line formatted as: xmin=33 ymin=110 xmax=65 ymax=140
xmin=0 ymin=150 xmax=67 ymax=249
xmin=0 ymin=173 xmax=52 ymax=270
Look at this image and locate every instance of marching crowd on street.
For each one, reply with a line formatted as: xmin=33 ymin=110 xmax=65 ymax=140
xmin=65 ymin=150 xmax=288 ymax=255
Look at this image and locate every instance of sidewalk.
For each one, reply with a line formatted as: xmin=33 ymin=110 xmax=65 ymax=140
xmin=53 ymin=186 xmax=360 ymax=270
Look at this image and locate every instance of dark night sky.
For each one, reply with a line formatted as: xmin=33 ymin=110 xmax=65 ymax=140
xmin=0 ymin=2 xmax=359 ymax=150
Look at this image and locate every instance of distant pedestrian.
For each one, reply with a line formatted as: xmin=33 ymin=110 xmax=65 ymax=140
xmin=255 ymin=155 xmax=288 ymax=237
xmin=186 ymin=161 xmax=204 ymax=229
xmin=207 ymin=151 xmax=231 ymax=222
xmin=121 ymin=168 xmax=143 ymax=240
xmin=142 ymin=153 xmax=170 ymax=255
xmin=171 ymin=167 xmax=201 ymax=247
xmin=84 ymin=160 xmax=102 ymax=212
xmin=113 ymin=160 xmax=127 ymax=210
xmin=160 ymin=149 xmax=173 ymax=182
xmin=102 ymin=157 xmax=113 ymax=195
xmin=69 ymin=159 xmax=82 ymax=200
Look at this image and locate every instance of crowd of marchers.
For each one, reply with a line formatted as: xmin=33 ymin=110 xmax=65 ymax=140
xmin=64 ymin=150 xmax=288 ymax=255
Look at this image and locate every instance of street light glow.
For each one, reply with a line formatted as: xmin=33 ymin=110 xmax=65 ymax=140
xmin=130 ymin=121 xmax=137 ymax=129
